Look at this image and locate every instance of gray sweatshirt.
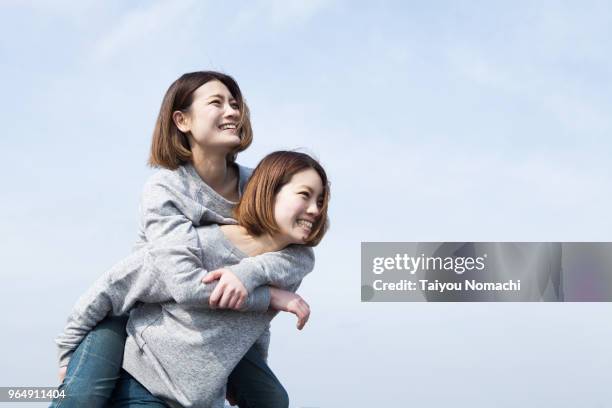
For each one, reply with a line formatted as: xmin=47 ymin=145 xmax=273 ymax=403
xmin=123 ymin=224 xmax=301 ymax=408
xmin=56 ymin=162 xmax=314 ymax=366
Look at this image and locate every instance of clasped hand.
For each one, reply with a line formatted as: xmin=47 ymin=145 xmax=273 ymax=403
xmin=202 ymin=268 xmax=248 ymax=310
xmin=201 ymin=269 xmax=310 ymax=329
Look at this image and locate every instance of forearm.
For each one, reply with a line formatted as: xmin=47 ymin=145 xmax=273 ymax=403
xmin=147 ymin=244 xmax=271 ymax=311
xmin=227 ymin=245 xmax=315 ymax=292
xmin=268 ymin=285 xmax=300 ymax=307
xmin=55 ymin=274 xmax=123 ymax=367
xmin=139 ymin=173 xmax=273 ymax=309
xmin=268 ymin=283 xmax=309 ymax=330
xmin=55 ymin=248 xmax=181 ymax=367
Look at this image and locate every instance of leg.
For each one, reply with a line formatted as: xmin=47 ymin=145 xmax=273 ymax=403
xmin=108 ymin=369 xmax=169 ymax=408
xmin=227 ymin=345 xmax=289 ymax=408
xmin=50 ymin=315 xmax=128 ymax=408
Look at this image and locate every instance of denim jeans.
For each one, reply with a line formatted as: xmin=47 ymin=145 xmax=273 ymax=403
xmin=50 ymin=315 xmax=128 ymax=408
xmin=50 ymin=316 xmax=289 ymax=408
xmin=227 ymin=346 xmax=289 ymax=408
xmin=108 ymin=369 xmax=169 ymax=407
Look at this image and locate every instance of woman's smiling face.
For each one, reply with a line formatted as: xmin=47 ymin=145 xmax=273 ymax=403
xmin=174 ymin=80 xmax=242 ymax=152
xmin=273 ymin=168 xmax=325 ymax=245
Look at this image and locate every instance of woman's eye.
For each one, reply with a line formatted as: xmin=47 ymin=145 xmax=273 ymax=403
xmin=299 ymin=192 xmax=310 ymax=198
xmin=231 ymin=103 xmax=239 ymax=109
xmin=210 ymin=100 xmax=221 ymax=105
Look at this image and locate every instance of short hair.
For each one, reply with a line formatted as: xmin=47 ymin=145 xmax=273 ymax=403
xmin=235 ymin=151 xmax=330 ymax=247
xmin=148 ymin=71 xmax=253 ymax=169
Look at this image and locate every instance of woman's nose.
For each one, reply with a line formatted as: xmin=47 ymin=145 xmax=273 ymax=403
xmin=306 ymin=201 xmax=320 ymax=217
xmin=224 ymin=103 xmax=239 ymax=118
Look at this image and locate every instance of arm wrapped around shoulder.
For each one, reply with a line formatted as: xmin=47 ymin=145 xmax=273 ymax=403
xmin=226 ymin=245 xmax=314 ymax=293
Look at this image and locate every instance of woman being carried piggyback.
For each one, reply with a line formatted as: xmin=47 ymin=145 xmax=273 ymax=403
xmin=122 ymin=150 xmax=329 ymax=406
xmin=52 ymin=71 xmax=328 ymax=407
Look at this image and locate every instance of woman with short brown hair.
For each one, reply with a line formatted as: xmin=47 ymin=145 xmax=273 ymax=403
xmin=52 ymin=72 xmax=321 ymax=408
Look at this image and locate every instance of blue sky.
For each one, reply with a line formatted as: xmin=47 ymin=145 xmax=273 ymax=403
xmin=2 ymin=1 xmax=612 ymax=407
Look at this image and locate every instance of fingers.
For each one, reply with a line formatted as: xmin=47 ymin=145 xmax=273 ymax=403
xmin=58 ymin=366 xmax=67 ymax=383
xmin=227 ymin=292 xmax=240 ymax=310
xmin=215 ymin=289 xmax=246 ymax=310
xmin=208 ymin=270 xmax=231 ymax=307
xmin=202 ymin=270 xmax=222 ymax=284
xmin=294 ymin=300 xmax=311 ymax=330
xmin=229 ymin=293 xmax=246 ymax=310
xmin=297 ymin=308 xmax=310 ymax=329
xmin=218 ymin=289 xmax=234 ymax=309
xmin=209 ymin=281 xmax=224 ymax=308
xmin=302 ymin=305 xmax=311 ymax=329
xmin=208 ymin=270 xmax=248 ymax=309
xmin=234 ymin=294 xmax=246 ymax=310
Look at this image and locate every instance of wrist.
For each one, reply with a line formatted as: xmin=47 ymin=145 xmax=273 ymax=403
xmin=268 ymin=287 xmax=282 ymax=309
xmin=226 ymin=260 xmax=263 ymax=293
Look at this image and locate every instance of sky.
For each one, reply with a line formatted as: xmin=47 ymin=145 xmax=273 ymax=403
xmin=1 ymin=1 xmax=612 ymax=407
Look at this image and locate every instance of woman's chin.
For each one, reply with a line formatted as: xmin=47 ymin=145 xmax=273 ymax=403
xmin=286 ymin=234 xmax=307 ymax=246
xmin=221 ymin=131 xmax=242 ymax=144
xmin=208 ymin=133 xmax=241 ymax=148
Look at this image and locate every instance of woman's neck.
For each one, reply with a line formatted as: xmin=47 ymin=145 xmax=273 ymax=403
xmin=191 ymin=147 xmax=238 ymax=201
xmin=220 ymin=225 xmax=289 ymax=257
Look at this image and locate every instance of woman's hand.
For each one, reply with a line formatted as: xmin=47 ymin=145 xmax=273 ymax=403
xmin=269 ymin=287 xmax=310 ymax=330
xmin=58 ymin=366 xmax=67 ymax=383
xmin=202 ymin=268 xmax=248 ymax=310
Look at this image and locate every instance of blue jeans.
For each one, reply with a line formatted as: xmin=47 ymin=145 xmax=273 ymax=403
xmin=227 ymin=346 xmax=289 ymax=408
xmin=108 ymin=370 xmax=169 ymax=407
xmin=50 ymin=316 xmax=128 ymax=408
xmin=51 ymin=316 xmax=289 ymax=408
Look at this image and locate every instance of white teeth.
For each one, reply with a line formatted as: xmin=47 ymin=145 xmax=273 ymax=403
xmin=220 ymin=123 xmax=237 ymax=130
xmin=297 ymin=220 xmax=313 ymax=229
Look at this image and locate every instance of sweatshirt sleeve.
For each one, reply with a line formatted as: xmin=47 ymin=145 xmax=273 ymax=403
xmin=55 ymin=248 xmax=270 ymax=367
xmin=138 ymin=172 xmax=271 ymax=306
xmin=147 ymin=243 xmax=271 ymax=310
xmin=140 ymin=169 xmax=236 ymax=244
xmin=140 ymin=170 xmax=314 ymax=295
xmin=140 ymin=174 xmax=205 ymax=245
xmin=226 ymin=245 xmax=315 ymax=293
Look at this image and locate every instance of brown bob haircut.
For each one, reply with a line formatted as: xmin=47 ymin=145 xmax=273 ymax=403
xmin=234 ymin=151 xmax=330 ymax=247
xmin=148 ymin=71 xmax=253 ymax=169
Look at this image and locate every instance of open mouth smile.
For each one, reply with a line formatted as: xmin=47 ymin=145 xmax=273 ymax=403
xmin=296 ymin=219 xmax=313 ymax=231
xmin=219 ymin=123 xmax=237 ymax=131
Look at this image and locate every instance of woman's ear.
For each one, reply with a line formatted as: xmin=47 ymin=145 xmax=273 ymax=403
xmin=172 ymin=110 xmax=190 ymax=133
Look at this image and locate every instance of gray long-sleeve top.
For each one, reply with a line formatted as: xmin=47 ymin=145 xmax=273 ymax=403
xmin=55 ymin=162 xmax=314 ymax=367
xmin=123 ymin=224 xmax=301 ymax=408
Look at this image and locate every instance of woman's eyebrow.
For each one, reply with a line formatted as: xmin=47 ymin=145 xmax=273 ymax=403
xmin=207 ymin=94 xmax=236 ymax=101
xmin=298 ymin=185 xmax=314 ymax=192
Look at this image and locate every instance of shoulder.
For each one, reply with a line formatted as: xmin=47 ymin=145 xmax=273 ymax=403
xmin=140 ymin=166 xmax=198 ymax=209
xmin=236 ymin=163 xmax=253 ymax=196
xmin=237 ymin=163 xmax=253 ymax=181
xmin=143 ymin=166 xmax=190 ymax=190
xmin=196 ymin=224 xmax=235 ymax=256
